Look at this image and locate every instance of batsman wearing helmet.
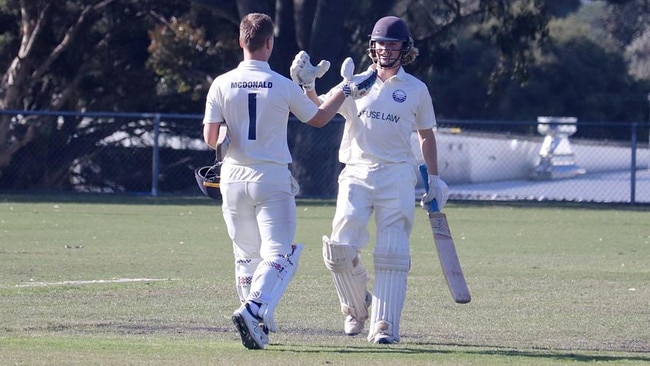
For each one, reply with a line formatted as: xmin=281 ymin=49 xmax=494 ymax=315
xmin=291 ymin=16 xmax=448 ymax=344
xmin=202 ymin=13 xmax=376 ymax=350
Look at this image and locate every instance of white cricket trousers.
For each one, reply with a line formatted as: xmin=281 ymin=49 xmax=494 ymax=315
xmin=219 ymin=163 xmax=297 ymax=260
xmin=330 ymin=163 xmax=417 ymax=249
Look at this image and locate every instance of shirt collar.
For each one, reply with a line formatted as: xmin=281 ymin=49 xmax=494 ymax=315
xmin=239 ymin=60 xmax=271 ymax=69
xmin=393 ymin=66 xmax=408 ymax=80
xmin=375 ymin=65 xmax=407 ymax=84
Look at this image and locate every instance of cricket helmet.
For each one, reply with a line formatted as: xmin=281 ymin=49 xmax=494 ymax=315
xmin=194 ymin=163 xmax=222 ymax=200
xmin=368 ymin=16 xmax=417 ymax=67
xmin=370 ymin=16 xmax=412 ymax=43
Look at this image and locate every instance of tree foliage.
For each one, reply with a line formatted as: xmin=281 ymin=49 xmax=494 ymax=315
xmin=606 ymin=0 xmax=650 ymax=81
xmin=0 ymin=0 xmax=194 ymax=189
xmin=430 ymin=3 xmax=650 ymax=124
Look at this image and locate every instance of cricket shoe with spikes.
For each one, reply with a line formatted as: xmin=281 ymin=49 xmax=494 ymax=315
xmin=344 ymin=291 xmax=372 ymax=336
xmin=232 ymin=303 xmax=265 ymax=350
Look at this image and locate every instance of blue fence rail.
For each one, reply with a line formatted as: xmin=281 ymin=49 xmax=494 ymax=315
xmin=1 ymin=109 xmax=202 ymax=197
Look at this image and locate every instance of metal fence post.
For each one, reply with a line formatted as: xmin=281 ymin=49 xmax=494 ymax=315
xmin=631 ymin=122 xmax=637 ymax=204
xmin=647 ymin=92 xmax=650 ymax=170
xmin=151 ymin=113 xmax=161 ymax=197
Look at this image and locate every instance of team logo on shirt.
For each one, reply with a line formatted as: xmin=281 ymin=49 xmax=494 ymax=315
xmin=358 ymin=110 xmax=400 ymax=123
xmin=392 ymin=89 xmax=407 ymax=103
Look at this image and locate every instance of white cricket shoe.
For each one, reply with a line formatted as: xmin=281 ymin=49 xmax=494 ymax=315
xmin=344 ymin=291 xmax=372 ymax=336
xmin=373 ymin=333 xmax=396 ymax=344
xmin=370 ymin=320 xmax=396 ymax=344
xmin=260 ymin=324 xmax=270 ymax=345
xmin=232 ymin=303 xmax=265 ymax=350
xmin=344 ymin=315 xmax=364 ymax=336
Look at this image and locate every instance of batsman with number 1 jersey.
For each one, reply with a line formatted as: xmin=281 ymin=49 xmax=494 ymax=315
xmin=202 ymin=13 xmax=377 ymax=350
xmin=294 ymin=15 xmax=449 ymax=344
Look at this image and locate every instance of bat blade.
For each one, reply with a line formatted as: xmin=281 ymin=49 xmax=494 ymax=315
xmin=428 ymin=211 xmax=471 ymax=304
xmin=418 ymin=163 xmax=470 ymax=304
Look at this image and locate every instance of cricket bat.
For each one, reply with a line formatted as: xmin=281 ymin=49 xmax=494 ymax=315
xmin=419 ymin=164 xmax=471 ymax=304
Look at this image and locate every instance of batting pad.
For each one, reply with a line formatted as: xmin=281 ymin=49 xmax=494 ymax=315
xmin=322 ymin=236 xmax=370 ymax=322
xmin=251 ymin=244 xmax=303 ymax=333
xmin=368 ymin=227 xmax=410 ymax=342
xmin=235 ymin=257 xmax=262 ymax=302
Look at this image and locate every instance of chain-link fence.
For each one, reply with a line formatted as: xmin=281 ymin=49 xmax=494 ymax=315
xmin=1 ymin=110 xmax=649 ymax=204
xmin=432 ymin=118 xmax=650 ymax=204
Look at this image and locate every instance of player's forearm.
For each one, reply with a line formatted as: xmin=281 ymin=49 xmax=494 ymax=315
xmin=305 ymin=88 xmax=322 ymax=106
xmin=419 ymin=130 xmax=439 ymax=175
xmin=306 ymin=90 xmax=345 ymax=128
xmin=203 ymin=123 xmax=220 ymax=150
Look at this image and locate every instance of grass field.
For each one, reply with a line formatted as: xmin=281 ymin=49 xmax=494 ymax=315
xmin=0 ymin=194 xmax=648 ymax=365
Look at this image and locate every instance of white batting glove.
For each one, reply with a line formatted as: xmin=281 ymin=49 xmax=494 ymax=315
xmin=290 ymin=51 xmax=330 ymax=91
xmin=339 ymin=57 xmax=377 ymax=99
xmin=340 ymin=57 xmax=356 ymax=80
xmin=421 ymin=174 xmax=449 ymax=210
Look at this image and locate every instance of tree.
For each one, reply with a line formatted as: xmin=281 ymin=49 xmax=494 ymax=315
xmin=602 ymin=0 xmax=650 ymax=81
xmin=0 ymin=0 xmax=196 ymax=190
xmin=484 ymin=9 xmax=650 ymax=133
xmin=626 ymin=28 xmax=650 ymax=80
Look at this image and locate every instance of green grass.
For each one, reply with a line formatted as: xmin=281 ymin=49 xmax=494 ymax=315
xmin=0 ymin=194 xmax=648 ymax=365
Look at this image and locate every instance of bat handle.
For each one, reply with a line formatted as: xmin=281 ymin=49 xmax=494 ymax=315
xmin=418 ymin=163 xmax=439 ymax=212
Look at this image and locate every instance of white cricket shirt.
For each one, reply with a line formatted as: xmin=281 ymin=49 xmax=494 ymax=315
xmin=203 ymin=60 xmax=319 ymax=165
xmin=324 ymin=66 xmax=436 ymax=166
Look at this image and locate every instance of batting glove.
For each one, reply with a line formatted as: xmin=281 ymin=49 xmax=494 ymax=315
xmin=421 ymin=174 xmax=449 ymax=211
xmin=339 ymin=57 xmax=377 ymax=99
xmin=290 ymin=51 xmax=330 ymax=92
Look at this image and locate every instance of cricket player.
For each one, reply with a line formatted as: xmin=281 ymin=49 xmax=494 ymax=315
xmin=292 ymin=16 xmax=449 ymax=344
xmin=203 ymin=13 xmax=376 ymax=350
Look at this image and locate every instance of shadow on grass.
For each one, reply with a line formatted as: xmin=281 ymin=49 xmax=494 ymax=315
xmin=11 ymin=320 xmax=648 ymax=363
xmin=271 ymin=343 xmax=650 ymax=363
